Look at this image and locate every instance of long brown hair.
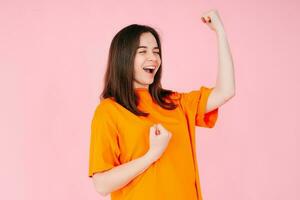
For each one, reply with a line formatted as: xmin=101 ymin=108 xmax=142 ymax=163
xmin=100 ymin=24 xmax=178 ymax=117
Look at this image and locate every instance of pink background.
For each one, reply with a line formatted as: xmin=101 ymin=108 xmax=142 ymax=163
xmin=1 ymin=0 xmax=299 ymax=199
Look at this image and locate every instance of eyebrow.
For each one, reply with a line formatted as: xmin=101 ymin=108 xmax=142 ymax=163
xmin=137 ymin=46 xmax=160 ymax=50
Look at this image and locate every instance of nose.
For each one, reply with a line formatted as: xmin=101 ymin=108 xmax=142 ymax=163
xmin=147 ymin=52 xmax=158 ymax=61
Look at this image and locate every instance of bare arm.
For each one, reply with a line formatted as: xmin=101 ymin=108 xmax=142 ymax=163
xmin=92 ymin=152 xmax=155 ymax=196
xmin=206 ymin=29 xmax=235 ymax=113
xmin=201 ymin=10 xmax=236 ymax=113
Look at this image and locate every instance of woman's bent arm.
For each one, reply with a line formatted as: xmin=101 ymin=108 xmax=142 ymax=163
xmin=92 ymin=152 xmax=155 ymax=196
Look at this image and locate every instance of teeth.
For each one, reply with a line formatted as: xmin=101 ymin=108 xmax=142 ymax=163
xmin=143 ymin=66 xmax=155 ymax=70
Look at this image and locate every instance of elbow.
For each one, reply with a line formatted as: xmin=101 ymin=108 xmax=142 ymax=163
xmin=94 ymin=184 xmax=109 ymax=197
xmin=95 ymin=183 xmax=110 ymax=197
xmin=92 ymin=173 xmax=110 ymax=197
xmin=97 ymin=190 xmax=109 ymax=197
xmin=224 ymin=91 xmax=235 ymax=101
xmin=214 ymin=87 xmax=235 ymax=102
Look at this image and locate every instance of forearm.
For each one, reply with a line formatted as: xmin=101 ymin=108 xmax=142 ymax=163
xmin=93 ymin=152 xmax=155 ymax=196
xmin=215 ymin=28 xmax=235 ymax=98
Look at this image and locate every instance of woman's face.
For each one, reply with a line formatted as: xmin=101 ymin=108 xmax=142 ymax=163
xmin=133 ymin=32 xmax=161 ymax=89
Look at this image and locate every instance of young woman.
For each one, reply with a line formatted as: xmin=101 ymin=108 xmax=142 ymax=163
xmin=88 ymin=10 xmax=235 ymax=200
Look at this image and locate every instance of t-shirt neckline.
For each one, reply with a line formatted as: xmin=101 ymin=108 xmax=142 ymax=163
xmin=134 ymin=88 xmax=149 ymax=91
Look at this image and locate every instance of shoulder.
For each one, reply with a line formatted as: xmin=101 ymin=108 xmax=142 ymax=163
xmin=169 ymin=91 xmax=181 ymax=100
xmin=93 ymin=98 xmax=120 ymax=119
xmin=91 ymin=98 xmax=120 ymax=134
xmin=161 ymin=90 xmax=183 ymax=105
xmin=97 ymin=98 xmax=116 ymax=108
xmin=166 ymin=89 xmax=183 ymax=100
xmin=165 ymin=89 xmax=201 ymax=105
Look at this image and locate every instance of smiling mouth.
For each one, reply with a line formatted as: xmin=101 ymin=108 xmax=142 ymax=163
xmin=143 ymin=68 xmax=155 ymax=73
xmin=143 ymin=66 xmax=156 ymax=74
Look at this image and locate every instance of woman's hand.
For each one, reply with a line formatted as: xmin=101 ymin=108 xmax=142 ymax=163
xmin=146 ymin=124 xmax=172 ymax=163
xmin=201 ymin=9 xmax=225 ymax=33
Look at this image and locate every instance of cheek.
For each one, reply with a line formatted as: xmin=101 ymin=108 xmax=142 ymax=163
xmin=133 ymin=64 xmax=143 ymax=78
xmin=133 ymin=59 xmax=139 ymax=72
xmin=134 ymin=56 xmax=145 ymax=71
xmin=157 ymin=56 xmax=162 ymax=65
xmin=134 ymin=55 xmax=144 ymax=65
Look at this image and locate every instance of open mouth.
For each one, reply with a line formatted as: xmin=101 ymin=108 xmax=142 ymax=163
xmin=143 ymin=68 xmax=154 ymax=73
xmin=143 ymin=66 xmax=156 ymax=74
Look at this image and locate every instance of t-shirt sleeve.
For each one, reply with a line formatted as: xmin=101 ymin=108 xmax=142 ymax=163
xmin=179 ymin=86 xmax=219 ymax=128
xmin=88 ymin=102 xmax=121 ymax=177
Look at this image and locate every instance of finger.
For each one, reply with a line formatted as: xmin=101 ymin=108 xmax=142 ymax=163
xmin=155 ymin=129 xmax=160 ymax=136
xmin=207 ymin=16 xmax=212 ymax=23
xmin=154 ymin=124 xmax=159 ymax=132
xmin=150 ymin=126 xmax=155 ymax=133
xmin=202 ymin=16 xmax=212 ymax=24
xmin=157 ymin=123 xmax=164 ymax=130
xmin=157 ymin=124 xmax=165 ymax=133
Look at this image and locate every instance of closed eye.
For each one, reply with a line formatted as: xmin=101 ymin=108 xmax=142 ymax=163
xmin=138 ymin=51 xmax=160 ymax=54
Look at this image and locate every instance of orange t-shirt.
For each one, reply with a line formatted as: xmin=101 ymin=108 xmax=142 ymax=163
xmin=88 ymin=86 xmax=219 ymax=200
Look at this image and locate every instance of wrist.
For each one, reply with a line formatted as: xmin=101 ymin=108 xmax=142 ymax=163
xmin=143 ymin=151 xmax=156 ymax=165
xmin=216 ymin=26 xmax=226 ymax=36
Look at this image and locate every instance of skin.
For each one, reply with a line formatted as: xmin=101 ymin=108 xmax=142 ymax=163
xmin=199 ymin=9 xmax=236 ymax=113
xmin=132 ymin=10 xmax=236 ymax=113
xmin=92 ymin=9 xmax=236 ymax=197
xmin=133 ymin=32 xmax=161 ymax=89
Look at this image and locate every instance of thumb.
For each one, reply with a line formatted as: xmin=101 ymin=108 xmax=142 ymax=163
xmin=156 ymin=123 xmax=164 ymax=130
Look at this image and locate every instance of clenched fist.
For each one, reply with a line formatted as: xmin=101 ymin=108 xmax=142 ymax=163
xmin=146 ymin=124 xmax=172 ymax=163
xmin=201 ymin=9 xmax=225 ymax=33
